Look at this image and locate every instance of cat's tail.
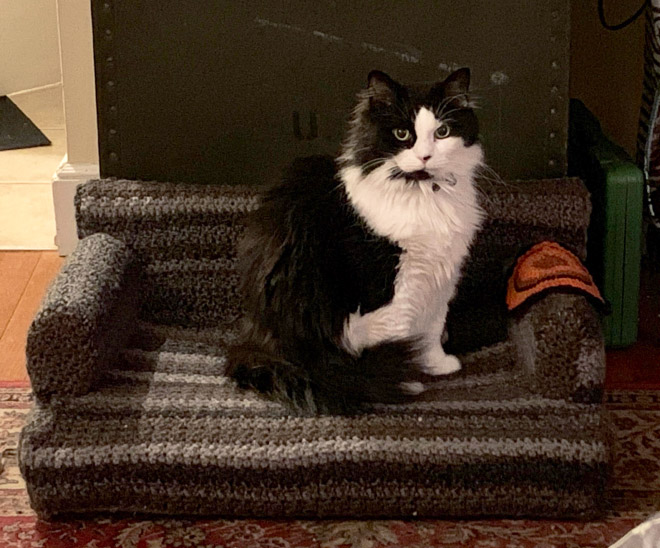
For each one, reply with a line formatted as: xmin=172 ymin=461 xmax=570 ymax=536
xmin=226 ymin=338 xmax=425 ymax=414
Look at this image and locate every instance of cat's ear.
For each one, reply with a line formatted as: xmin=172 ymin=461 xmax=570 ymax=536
xmin=367 ymin=70 xmax=400 ymax=106
xmin=443 ymin=67 xmax=471 ymax=99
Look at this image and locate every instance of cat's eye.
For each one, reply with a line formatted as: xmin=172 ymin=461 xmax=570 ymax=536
xmin=393 ymin=128 xmax=412 ymax=141
xmin=434 ymin=124 xmax=450 ymax=139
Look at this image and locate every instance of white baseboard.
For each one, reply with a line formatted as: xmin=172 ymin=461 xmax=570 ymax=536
xmin=52 ymin=160 xmax=99 ymax=256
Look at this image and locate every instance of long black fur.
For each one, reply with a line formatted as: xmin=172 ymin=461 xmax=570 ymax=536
xmin=227 ymin=69 xmax=478 ymax=414
xmin=226 ymin=155 xmax=425 ymax=414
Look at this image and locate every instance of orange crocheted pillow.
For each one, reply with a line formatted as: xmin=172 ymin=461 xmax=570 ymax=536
xmin=506 ymin=241 xmax=604 ymax=311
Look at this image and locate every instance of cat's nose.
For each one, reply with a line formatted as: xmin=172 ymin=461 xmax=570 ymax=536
xmin=420 ymin=155 xmax=431 ymax=163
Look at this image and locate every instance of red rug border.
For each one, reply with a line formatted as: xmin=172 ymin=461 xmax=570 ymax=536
xmin=0 ymin=380 xmax=30 ymax=389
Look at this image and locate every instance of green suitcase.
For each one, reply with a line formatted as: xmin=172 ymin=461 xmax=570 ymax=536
xmin=568 ymin=99 xmax=644 ymax=347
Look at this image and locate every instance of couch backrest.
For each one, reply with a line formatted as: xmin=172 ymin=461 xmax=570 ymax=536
xmin=76 ymin=177 xmax=591 ymax=353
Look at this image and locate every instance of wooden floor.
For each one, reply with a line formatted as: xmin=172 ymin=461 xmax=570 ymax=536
xmin=0 ymin=250 xmax=658 ymax=389
xmin=0 ymin=251 xmax=64 ymax=382
xmin=605 ymin=265 xmax=660 ymax=389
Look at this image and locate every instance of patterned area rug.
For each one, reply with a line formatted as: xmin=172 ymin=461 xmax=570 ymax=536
xmin=1 ymin=383 xmax=658 ymax=548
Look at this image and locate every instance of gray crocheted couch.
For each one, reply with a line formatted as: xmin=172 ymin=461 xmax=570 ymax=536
xmin=20 ymin=177 xmax=609 ymax=519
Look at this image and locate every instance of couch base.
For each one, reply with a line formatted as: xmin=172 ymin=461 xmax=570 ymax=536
xmin=20 ymin=322 xmax=609 ymax=520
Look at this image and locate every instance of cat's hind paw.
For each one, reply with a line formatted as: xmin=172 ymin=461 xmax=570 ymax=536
xmin=422 ymin=347 xmax=461 ymax=376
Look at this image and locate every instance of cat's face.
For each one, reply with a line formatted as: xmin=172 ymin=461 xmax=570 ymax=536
xmin=340 ymin=69 xmax=481 ymax=187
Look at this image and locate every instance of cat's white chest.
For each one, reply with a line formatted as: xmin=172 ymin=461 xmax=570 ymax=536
xmin=341 ymin=165 xmax=481 ymax=245
xmin=339 ymin=165 xmax=482 ymax=354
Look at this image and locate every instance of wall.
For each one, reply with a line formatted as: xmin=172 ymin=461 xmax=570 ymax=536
xmin=56 ymin=0 xmax=99 ymax=165
xmin=51 ymin=0 xmax=99 ymax=256
xmin=570 ymin=0 xmax=646 ymax=156
xmin=0 ymin=0 xmax=61 ymax=95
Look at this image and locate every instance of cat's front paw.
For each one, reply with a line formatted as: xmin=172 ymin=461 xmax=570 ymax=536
xmin=422 ymin=346 xmax=461 ymax=376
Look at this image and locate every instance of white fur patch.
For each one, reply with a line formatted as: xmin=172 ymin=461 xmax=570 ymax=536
xmin=340 ymin=107 xmax=484 ymax=375
xmin=394 ymin=108 xmax=437 ymax=171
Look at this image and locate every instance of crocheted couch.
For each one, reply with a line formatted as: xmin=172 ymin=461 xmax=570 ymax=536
xmin=20 ymin=177 xmax=608 ymax=519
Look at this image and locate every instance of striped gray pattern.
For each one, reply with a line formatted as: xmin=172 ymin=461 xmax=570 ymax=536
xmin=20 ymin=177 xmax=608 ymax=519
xmin=638 ymin=1 xmax=660 ymax=171
xmin=639 ymin=1 xmax=660 ymax=228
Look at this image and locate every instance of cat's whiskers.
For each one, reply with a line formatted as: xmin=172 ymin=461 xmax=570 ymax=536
xmin=433 ymin=94 xmax=458 ymax=117
xmin=394 ymin=102 xmax=412 ymax=122
xmin=359 ymin=91 xmax=409 ymax=122
xmin=475 ymin=165 xmax=507 ymax=191
xmin=436 ymin=93 xmax=470 ymax=117
xmin=436 ymin=109 xmax=462 ymax=122
xmin=361 ymin=158 xmax=388 ymax=172
xmin=472 ymin=167 xmax=507 ymax=208
xmin=477 ymin=164 xmax=506 ymax=184
xmin=344 ymin=146 xmax=379 ymax=158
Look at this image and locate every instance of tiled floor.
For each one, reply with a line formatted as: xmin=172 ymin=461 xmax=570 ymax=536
xmin=0 ymin=84 xmax=65 ymax=250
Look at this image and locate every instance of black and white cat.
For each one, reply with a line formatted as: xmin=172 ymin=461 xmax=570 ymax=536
xmin=227 ymin=68 xmax=484 ymax=413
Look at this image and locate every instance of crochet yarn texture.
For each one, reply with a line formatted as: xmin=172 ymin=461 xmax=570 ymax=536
xmin=20 ymin=177 xmax=608 ymax=519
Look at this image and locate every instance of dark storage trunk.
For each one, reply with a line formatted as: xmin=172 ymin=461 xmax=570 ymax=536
xmin=92 ymin=1 xmax=570 ymax=184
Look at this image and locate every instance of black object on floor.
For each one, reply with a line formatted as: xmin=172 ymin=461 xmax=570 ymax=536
xmin=0 ymin=96 xmax=51 ymax=151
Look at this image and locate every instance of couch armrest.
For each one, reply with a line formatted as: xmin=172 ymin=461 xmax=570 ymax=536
xmin=26 ymin=233 xmax=141 ymax=402
xmin=448 ymin=177 xmax=592 ymax=354
xmin=509 ymin=292 xmax=605 ymax=403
